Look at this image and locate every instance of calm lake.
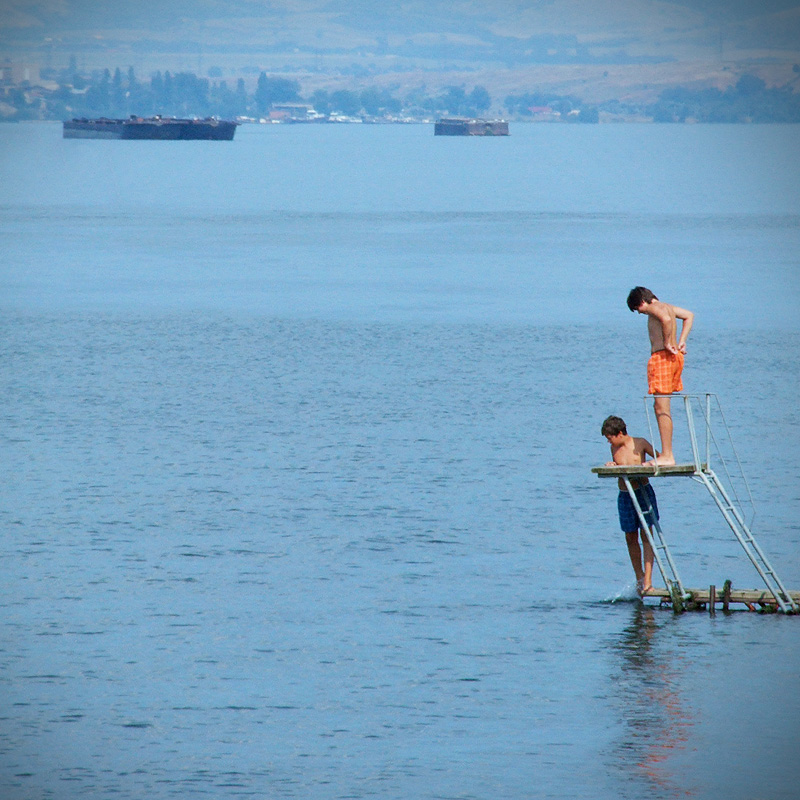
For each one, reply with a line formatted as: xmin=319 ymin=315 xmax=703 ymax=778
xmin=1 ymin=121 xmax=799 ymax=799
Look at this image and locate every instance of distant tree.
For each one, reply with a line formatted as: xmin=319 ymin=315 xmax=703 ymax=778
xmin=330 ymin=89 xmax=361 ymax=116
xmin=402 ymin=85 xmax=429 ymax=110
xmin=162 ymin=71 xmax=173 ymax=109
xmin=111 ymin=67 xmax=126 ymax=115
xmin=505 ymin=93 xmax=529 ymax=115
xmin=469 ymin=85 xmax=491 ymax=113
xmin=210 ymin=79 xmax=246 ymax=118
xmin=418 ymin=92 xmax=441 ymax=113
xmin=309 ymin=89 xmax=331 ymax=115
xmin=255 ymin=73 xmax=300 ymax=112
xmin=440 ymin=85 xmax=466 ymax=115
xmin=170 ymin=72 xmax=210 ymax=115
xmin=359 ymin=87 xmax=382 ymax=115
xmin=48 ymin=83 xmax=74 ymax=119
xmin=735 ymin=74 xmax=766 ymax=96
xmin=126 ymin=67 xmax=150 ymax=115
xmin=650 ymin=77 xmax=800 ymax=123
xmin=236 ymin=78 xmax=248 ymax=114
xmin=552 ymin=98 xmax=573 ymax=116
xmin=6 ymin=87 xmax=39 ymax=119
xmin=83 ymin=70 xmax=111 ymax=115
xmin=359 ymin=86 xmax=401 ymax=116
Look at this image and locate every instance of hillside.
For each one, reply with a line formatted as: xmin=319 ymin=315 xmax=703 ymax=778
xmin=2 ymin=0 xmax=800 ymax=104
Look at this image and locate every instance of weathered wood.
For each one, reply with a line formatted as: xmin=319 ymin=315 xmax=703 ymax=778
xmin=642 ymin=586 xmax=800 ymax=606
xmin=592 ymin=464 xmax=701 ymax=477
xmin=709 ymin=585 xmax=716 ymax=616
xmin=670 ymin=584 xmax=685 ymax=613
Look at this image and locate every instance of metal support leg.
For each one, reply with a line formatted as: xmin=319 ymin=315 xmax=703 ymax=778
xmin=623 ymin=477 xmax=687 ymax=609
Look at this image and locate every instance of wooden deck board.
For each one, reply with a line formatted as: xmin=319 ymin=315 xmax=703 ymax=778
xmin=592 ymin=464 xmax=701 ymax=477
xmin=643 ymin=587 xmax=800 ymax=605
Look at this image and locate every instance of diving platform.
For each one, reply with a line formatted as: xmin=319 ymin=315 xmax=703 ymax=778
xmin=594 ymin=393 xmax=798 ymax=615
xmin=592 ymin=464 xmax=699 ymax=478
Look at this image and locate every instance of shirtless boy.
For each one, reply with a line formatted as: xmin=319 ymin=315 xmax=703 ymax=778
xmin=601 ymin=415 xmax=658 ymax=594
xmin=627 ymin=287 xmax=694 ymax=465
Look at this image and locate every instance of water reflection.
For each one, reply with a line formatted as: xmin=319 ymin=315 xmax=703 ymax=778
xmin=607 ymin=606 xmax=695 ymax=799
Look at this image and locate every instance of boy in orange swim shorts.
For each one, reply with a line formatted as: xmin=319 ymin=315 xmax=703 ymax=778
xmin=627 ymin=287 xmax=694 ymax=465
xmin=647 ymin=348 xmax=684 ymax=395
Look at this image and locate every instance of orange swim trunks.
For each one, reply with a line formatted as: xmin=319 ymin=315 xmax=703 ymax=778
xmin=647 ymin=349 xmax=684 ymax=394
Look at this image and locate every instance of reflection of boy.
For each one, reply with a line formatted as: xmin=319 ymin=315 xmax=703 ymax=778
xmin=626 ymin=286 xmax=694 ymax=465
xmin=601 ymin=415 xmax=658 ymax=594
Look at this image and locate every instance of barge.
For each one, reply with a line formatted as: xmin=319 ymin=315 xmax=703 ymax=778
xmin=434 ymin=118 xmax=509 ymax=136
xmin=63 ymin=116 xmax=238 ymax=140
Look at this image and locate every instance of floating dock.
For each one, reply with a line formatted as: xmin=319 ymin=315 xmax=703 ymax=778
xmin=642 ymin=585 xmax=800 ymax=613
xmin=593 ymin=393 xmax=798 ymax=615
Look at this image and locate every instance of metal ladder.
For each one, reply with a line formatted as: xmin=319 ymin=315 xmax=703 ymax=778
xmin=654 ymin=394 xmax=798 ymax=614
xmin=622 ymin=476 xmax=688 ymax=610
xmin=694 ymin=468 xmax=798 ymax=614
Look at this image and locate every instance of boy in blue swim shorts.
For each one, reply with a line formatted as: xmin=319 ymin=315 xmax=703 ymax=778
xmin=601 ymin=415 xmax=658 ymax=594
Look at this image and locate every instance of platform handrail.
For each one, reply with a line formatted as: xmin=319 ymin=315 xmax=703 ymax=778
xmin=643 ymin=392 xmax=755 ymax=528
xmin=700 ymin=395 xmax=756 ymax=530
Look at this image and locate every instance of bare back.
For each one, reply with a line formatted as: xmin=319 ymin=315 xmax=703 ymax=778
xmin=608 ymin=434 xmax=655 ymax=489
xmin=646 ymin=300 xmax=677 ymax=353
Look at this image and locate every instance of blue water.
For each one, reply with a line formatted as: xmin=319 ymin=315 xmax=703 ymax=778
xmin=1 ymin=121 xmax=799 ymax=799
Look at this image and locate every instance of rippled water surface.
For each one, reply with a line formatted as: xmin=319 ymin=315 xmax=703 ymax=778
xmin=1 ymin=122 xmax=799 ymax=799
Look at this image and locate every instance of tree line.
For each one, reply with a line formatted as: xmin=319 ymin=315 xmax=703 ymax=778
xmin=648 ymin=72 xmax=800 ymax=123
xmin=4 ymin=67 xmax=502 ymax=121
xmin=4 ymin=64 xmax=800 ymax=123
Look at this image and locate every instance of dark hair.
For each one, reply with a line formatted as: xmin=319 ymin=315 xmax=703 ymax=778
xmin=601 ymin=415 xmax=627 ymax=436
xmin=626 ymin=286 xmax=657 ymax=312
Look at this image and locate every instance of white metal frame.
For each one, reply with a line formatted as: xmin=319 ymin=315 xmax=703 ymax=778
xmin=639 ymin=392 xmax=797 ymax=614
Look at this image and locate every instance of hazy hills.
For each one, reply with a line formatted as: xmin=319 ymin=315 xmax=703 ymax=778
xmin=3 ymin=1 xmax=800 ymax=102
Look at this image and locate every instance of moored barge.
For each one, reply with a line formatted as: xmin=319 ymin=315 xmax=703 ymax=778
xmin=434 ymin=118 xmax=509 ymax=136
xmin=63 ymin=116 xmax=238 ymax=140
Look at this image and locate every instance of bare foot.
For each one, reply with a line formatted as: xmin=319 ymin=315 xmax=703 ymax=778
xmin=641 ymin=584 xmax=654 ymax=595
xmin=646 ymin=454 xmax=675 ymax=466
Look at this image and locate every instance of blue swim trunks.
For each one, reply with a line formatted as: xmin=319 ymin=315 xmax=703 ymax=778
xmin=618 ymin=483 xmax=659 ymax=533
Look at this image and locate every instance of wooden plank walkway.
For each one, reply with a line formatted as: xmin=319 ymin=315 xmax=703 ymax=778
xmin=643 ymin=586 xmax=800 ymax=609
